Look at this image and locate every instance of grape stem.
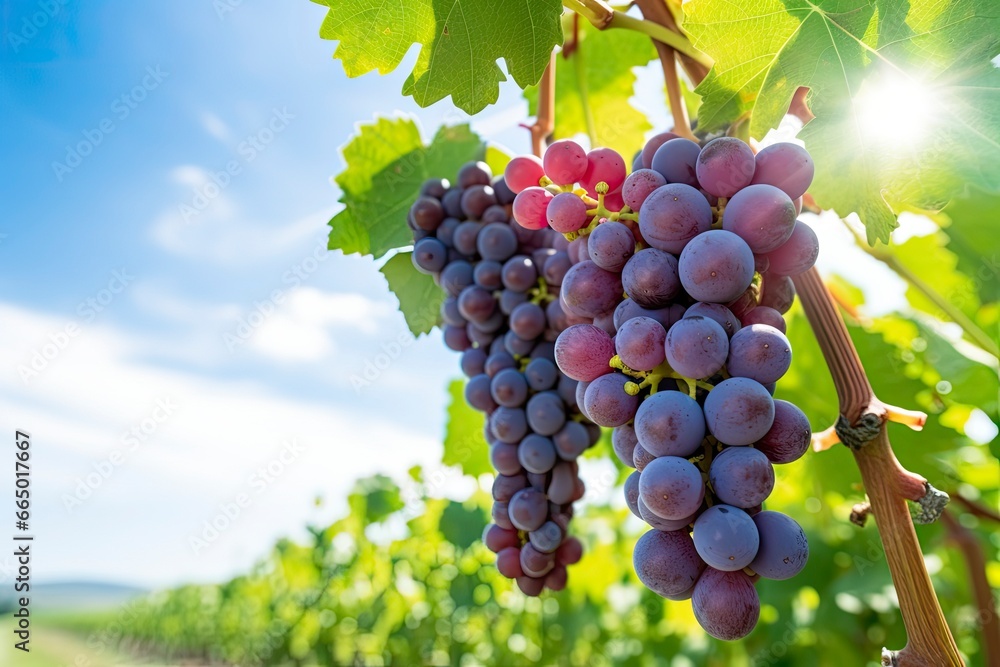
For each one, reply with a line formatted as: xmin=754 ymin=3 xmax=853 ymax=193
xmin=793 ymin=267 xmax=964 ymax=667
xmin=562 ymin=0 xmax=713 ymax=69
xmin=529 ymin=51 xmax=557 ymax=159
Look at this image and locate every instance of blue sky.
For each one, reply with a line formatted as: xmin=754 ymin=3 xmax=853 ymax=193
xmin=1 ymin=1 xmax=964 ymax=591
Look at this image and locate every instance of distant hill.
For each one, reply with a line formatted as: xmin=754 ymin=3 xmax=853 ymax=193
xmin=0 ymin=581 xmax=147 ymax=613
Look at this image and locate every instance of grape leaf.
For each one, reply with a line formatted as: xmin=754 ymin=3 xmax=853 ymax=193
xmin=317 ymin=0 xmax=564 ymax=113
xmin=684 ymin=0 xmax=1000 ymax=244
xmin=442 ymin=379 xmax=491 ymax=477
xmin=941 ymin=188 xmax=1000 ymax=305
xmin=439 ymin=501 xmax=488 ymax=549
xmin=329 ymin=117 xmax=484 ymax=259
xmin=379 ymin=252 xmax=444 ymax=336
xmin=525 ymin=22 xmax=656 ymax=160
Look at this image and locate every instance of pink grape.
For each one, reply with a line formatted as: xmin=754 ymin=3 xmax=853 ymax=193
xmin=751 ymin=142 xmax=814 ymax=199
xmin=580 ymin=147 xmax=627 ymax=196
xmin=504 ymin=155 xmax=545 ymax=193
xmin=554 ymin=324 xmax=615 ymax=381
xmin=546 ymin=192 xmax=589 ymax=233
xmin=543 ymin=139 xmax=588 ymax=185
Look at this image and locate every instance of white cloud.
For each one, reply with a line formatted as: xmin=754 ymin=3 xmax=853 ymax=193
xmin=200 ymin=111 xmax=232 ymax=142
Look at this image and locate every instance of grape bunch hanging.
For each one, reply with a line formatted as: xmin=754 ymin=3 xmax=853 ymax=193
xmin=410 ymin=129 xmax=819 ymax=640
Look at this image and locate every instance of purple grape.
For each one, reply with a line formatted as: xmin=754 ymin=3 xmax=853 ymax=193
xmin=622 ymin=169 xmax=667 ymax=210
xmin=529 ymin=521 xmax=564 ymax=554
xmin=465 ymin=374 xmax=497 ymax=412
xmin=691 ymin=568 xmax=760 ymax=640
xmin=583 ymin=372 xmax=639 ymax=427
xmin=553 ymin=421 xmax=589 ymax=460
xmin=461 ymin=348 xmax=487 ymax=377
xmin=750 ymin=511 xmax=809 ymax=579
xmin=508 ymin=487 xmax=549 ymax=532
xmin=703 ymin=377 xmax=775 ymax=446
xmin=526 ymin=391 xmax=567 ymax=436
xmin=458 ymin=285 xmax=496 ymax=323
xmin=499 ymin=289 xmax=529 ymax=315
xmin=709 ymin=447 xmax=775 ymax=508
xmin=477 ymin=221 xmax=518 ymax=261
xmin=756 ymin=400 xmax=811 ymax=464
xmin=683 ymin=302 xmax=741 ymax=338
xmin=474 ymin=260 xmax=503 ymax=290
xmin=509 ymin=301 xmax=546 ymax=340
xmin=440 ymin=260 xmax=473 ymax=297
xmin=561 ymin=260 xmax=624 ymax=318
xmin=420 ymin=178 xmax=449 ymax=199
xmin=492 ymin=473 xmax=528 ymax=502
xmin=546 ymin=192 xmax=589 ymax=233
xmin=520 ymin=542 xmax=556 ymax=577
xmin=621 ymin=248 xmax=680 ymax=308
xmin=483 ymin=524 xmax=519 ymax=553
xmin=641 ymin=131 xmax=680 ymax=168
xmin=588 ymin=221 xmax=635 ymax=272
xmin=411 ymin=238 xmax=448 ymax=274
xmin=612 ymin=424 xmax=638 ymax=468
xmin=633 ymin=529 xmax=706 ymax=599
xmin=503 ymin=330 xmax=535 ymax=357
xmin=624 ymin=470 xmax=641 ymax=517
xmin=490 ymin=406 xmax=529 ymax=444
xmin=678 ymin=230 xmax=755 ymax=304
xmin=518 ymin=433 xmax=557 ymax=474
xmin=485 ymin=351 xmax=516 ymax=377
xmin=462 ymin=185 xmax=498 ymax=219
xmin=665 ymin=314 xmax=730 ymax=380
xmin=554 ymin=324 xmax=615 ymax=382
xmin=457 ymin=161 xmax=491 ymax=189
xmin=638 ymin=183 xmax=713 ymax=254
xmin=727 ymin=324 xmax=792 ymax=384
xmin=490 ymin=442 xmax=522 ymax=476
xmin=638 ymin=456 xmax=705 ymax=520
xmin=615 ymin=316 xmax=667 ymax=371
xmin=638 ymin=497 xmax=699 ymax=533
xmin=453 ymin=221 xmax=481 ymax=255
xmin=740 ymin=306 xmax=786 ymax=333
xmin=722 ymin=184 xmax=797 ymax=253
xmin=695 ymin=137 xmax=755 ymax=198
xmin=760 ymin=272 xmax=795 ymax=313
xmin=501 ymin=255 xmax=538 ymax=292
xmin=632 ymin=442 xmax=656 ymax=472
xmin=751 ymin=142 xmax=814 ymax=200
xmin=525 ymin=357 xmax=558 ymax=391
xmin=411 ymin=196 xmax=445 ymax=231
xmin=443 ymin=325 xmax=471 ymax=351
xmin=692 ymin=504 xmax=759 ymax=571
xmin=651 ymin=138 xmax=701 ymax=187
xmin=547 ymin=462 xmax=576 ymax=504
xmin=542 ymin=251 xmax=572 ymax=286
xmin=766 ymin=220 xmax=819 ymax=276
xmin=634 ymin=390 xmax=706 ymax=457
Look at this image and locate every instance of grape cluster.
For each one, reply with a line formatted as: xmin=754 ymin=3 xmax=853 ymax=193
xmin=507 ymin=135 xmax=817 ymax=639
xmin=409 ymin=161 xmax=595 ymax=596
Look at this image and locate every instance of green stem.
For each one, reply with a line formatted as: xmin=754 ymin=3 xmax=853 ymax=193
xmin=845 ymin=221 xmax=999 ymax=358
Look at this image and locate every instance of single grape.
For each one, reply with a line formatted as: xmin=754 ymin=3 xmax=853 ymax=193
xmin=458 ymin=285 xmax=496 ymax=323
xmin=490 ymin=406 xmax=529 ymax=444
xmin=477 ymin=222 xmax=518 ymax=261
xmin=443 ymin=324 xmax=471 ymax=352
xmin=504 ymin=155 xmax=545 ymax=193
xmin=453 ymin=221 xmax=481 ymax=255
xmin=709 ymin=447 xmax=775 ymax=508
xmin=465 ymin=374 xmax=497 ymax=412
xmin=457 ymin=161 xmax=492 ymax=189
xmin=509 ymin=302 xmax=546 ymax=340
xmin=692 ymin=504 xmax=759 ymax=571
xmin=542 ymin=251 xmax=572 ymax=287
xmin=526 ymin=391 xmax=567 ymax=436
xmin=411 ymin=196 xmax=445 ymax=231
xmin=612 ymin=424 xmax=638 ymax=468
xmin=420 ymin=178 xmax=449 ymax=199
xmin=492 ymin=501 xmax=513 ymax=530
xmin=483 ymin=524 xmax=519 ymax=553
xmin=529 ymin=521 xmax=564 ymax=554
xmin=556 ymin=536 xmax=583 ymax=565
xmin=440 ymin=297 xmax=465 ymax=327
xmin=750 ymin=511 xmax=809 ymax=579
xmin=727 ymin=324 xmax=792 ymax=384
xmin=515 ymin=575 xmax=545 ymax=596
xmin=633 ymin=529 xmax=706 ymax=599
xmin=722 ymin=184 xmax=797 ymax=253
xmin=622 ymin=248 xmax=680 ymax=308
xmin=554 ymin=323 xmax=615 ymax=381
xmin=740 ymin=306 xmax=786 ymax=333
xmin=641 ymin=131 xmax=680 ymax=168
xmin=622 ymin=168 xmax=667 ymax=210
xmin=634 ymin=390 xmax=706 ymax=458
xmin=546 ymin=192 xmax=589 ymax=233
xmin=683 ymin=302 xmax=741 ymax=338
xmin=588 ymin=221 xmax=635 ymax=272
xmin=678 ymin=229 xmax=755 ymax=303
xmin=501 ymin=255 xmax=538 ymax=292
xmin=441 ymin=188 xmax=464 ymax=219
xmin=560 ymin=260 xmax=624 ymax=319
xmin=518 ymin=433 xmax=558 ymax=474
xmin=553 ymin=421 xmax=589 ymax=460
xmin=584 ymin=372 xmax=639 ymax=427
xmin=440 ymin=260 xmax=473 ymax=297
xmin=703 ymin=377 xmax=775 ymax=446
xmin=638 ymin=183 xmax=713 ymax=254
xmin=543 ymin=139 xmax=588 ymax=185
xmin=492 ymin=473 xmax=528 ymax=502
xmin=624 ymin=470 xmax=641 ymax=517
xmin=695 ymin=137 xmax=755 ymax=198
xmin=461 ymin=348 xmax=487 ymax=377
xmin=524 ymin=357 xmax=558 ymax=391
xmin=461 ymin=185 xmax=498 ymax=219
xmin=632 ymin=442 xmax=655 ymax=472
xmin=473 ymin=260 xmax=503 ymax=290
xmin=512 ymin=187 xmax=554 ymax=230
xmin=638 ymin=456 xmax=705 ymax=520
xmin=485 ymin=351 xmax=516 ymax=377
xmin=496 ymin=546 xmax=524 ymax=578
xmin=615 ymin=316 xmax=667 ymax=371
xmin=766 ymin=220 xmax=819 ymax=276
xmin=490 ymin=368 xmax=528 ymax=408
xmin=520 ymin=542 xmax=556 ymax=577
xmin=580 ymin=147 xmax=627 ymax=196
xmin=751 ymin=142 xmax=814 ymax=200
xmin=411 ymin=237 xmax=448 ymax=274
xmin=651 ymin=138 xmax=701 ymax=187
xmin=490 ymin=442 xmax=522 ymax=476
xmin=760 ymin=272 xmax=795 ymax=314
xmin=547 ymin=461 xmax=577 ymax=504
xmin=665 ymin=315 xmax=730 ymax=379
xmin=756 ymin=399 xmax=811 ymax=464
xmin=436 ymin=217 xmax=460 ymax=247
xmin=508 ymin=487 xmax=549 ymax=532
xmin=691 ymin=568 xmax=760 ymax=640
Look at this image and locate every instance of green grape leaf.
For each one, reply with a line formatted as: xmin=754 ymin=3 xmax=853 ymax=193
xmin=329 ymin=117 xmax=485 ymax=260
xmin=684 ymin=0 xmax=1000 ymax=244
xmin=438 ymin=501 xmax=488 ymax=550
xmin=348 ymin=474 xmax=405 ymax=524
xmin=525 ymin=22 xmax=656 ymax=160
xmin=890 ymin=232 xmax=981 ymax=322
xmin=379 ymin=252 xmax=443 ymax=336
xmin=941 ymin=188 xmax=1000 ymax=305
xmin=442 ymin=379 xmax=491 ymax=477
xmin=317 ymin=0 xmax=563 ymax=113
